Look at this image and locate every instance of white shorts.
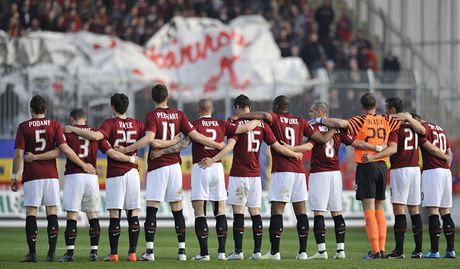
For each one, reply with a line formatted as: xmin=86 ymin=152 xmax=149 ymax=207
xmin=146 ymin=163 xmax=183 ymax=202
xmin=23 ymin=178 xmax=60 ymax=207
xmin=308 ymin=171 xmax=343 ymax=212
xmin=227 ymin=176 xmax=262 ymax=208
xmin=421 ymin=168 xmax=452 ymax=208
xmin=390 ymin=167 xmax=421 ymax=206
xmin=106 ymin=168 xmax=141 ymax=210
xmin=191 ymin=163 xmax=227 ymax=201
xmin=268 ymin=172 xmax=307 ymax=203
xmin=63 ymin=173 xmax=100 ymax=212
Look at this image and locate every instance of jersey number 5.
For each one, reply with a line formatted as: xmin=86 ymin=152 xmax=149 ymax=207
xmin=34 ymin=130 xmax=47 ymax=152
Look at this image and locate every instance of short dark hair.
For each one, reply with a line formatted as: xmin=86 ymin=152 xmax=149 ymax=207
xmin=385 ymin=97 xmax=404 ymax=113
xmin=30 ymin=95 xmax=47 ymax=114
xmin=151 ymin=84 xmax=168 ymax=103
xmin=111 ymin=93 xmax=129 ymax=114
xmin=411 ymin=112 xmax=423 ymax=121
xmin=360 ymin=92 xmax=377 ymax=110
xmin=273 ymin=95 xmax=289 ymax=112
xmin=69 ymin=108 xmax=86 ymax=120
xmin=234 ymin=94 xmax=251 ymax=109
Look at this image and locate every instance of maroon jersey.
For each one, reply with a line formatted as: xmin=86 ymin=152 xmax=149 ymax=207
xmin=64 ymin=125 xmax=99 ymax=175
xmin=268 ymin=112 xmax=317 ymax=173
xmin=309 ymin=125 xmax=354 ymax=173
xmin=421 ymin=122 xmax=450 ymax=170
xmin=98 ymin=117 xmax=144 ymax=178
xmin=15 ymin=118 xmax=67 ymax=182
xmin=191 ymin=116 xmax=238 ymax=164
xmin=388 ymin=123 xmax=423 ymax=169
xmin=145 ymin=107 xmax=195 ymax=171
xmin=229 ymin=120 xmax=277 ymax=177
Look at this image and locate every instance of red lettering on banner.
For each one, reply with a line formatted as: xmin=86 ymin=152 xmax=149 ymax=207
xmin=93 ymin=38 xmax=117 ymax=50
xmin=144 ymin=30 xmax=250 ymax=69
xmin=204 ymin=56 xmax=250 ymax=93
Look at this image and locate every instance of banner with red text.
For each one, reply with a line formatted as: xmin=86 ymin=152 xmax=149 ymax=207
xmin=0 ymin=16 xmax=313 ymax=102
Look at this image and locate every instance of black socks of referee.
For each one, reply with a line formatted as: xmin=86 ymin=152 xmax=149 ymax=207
xmin=251 ymin=215 xmax=263 ymax=254
xmin=442 ymin=214 xmax=455 ymax=252
xmin=297 ymin=214 xmax=309 ymax=254
xmin=145 ymin=207 xmax=158 ymax=254
xmin=47 ymin=214 xmax=59 ymax=255
xmin=108 ymin=217 xmax=121 ymax=255
xmin=173 ymin=210 xmax=186 ymax=255
xmin=269 ymin=214 xmax=283 ymax=254
xmin=233 ymin=214 xmax=244 ymax=254
xmin=215 ymin=214 xmax=228 ymax=253
xmin=195 ymin=216 xmax=209 ymax=256
xmin=428 ymin=214 xmax=442 ymax=252
xmin=393 ymin=214 xmax=407 ymax=255
xmin=65 ymin=219 xmax=77 ymax=256
xmin=25 ymin=216 xmax=37 ymax=254
xmin=313 ymin=215 xmax=326 ymax=253
xmin=127 ymin=211 xmax=140 ymax=254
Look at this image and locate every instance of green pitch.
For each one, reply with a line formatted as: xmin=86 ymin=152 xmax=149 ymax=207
xmin=0 ymin=226 xmax=458 ymax=269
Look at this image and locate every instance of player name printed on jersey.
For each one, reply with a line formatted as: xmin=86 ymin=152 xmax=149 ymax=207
xmin=280 ymin=117 xmax=299 ymax=124
xmin=155 ymin=111 xmax=180 ymax=120
xmin=28 ymin=119 xmax=51 ymax=127
xmin=421 ymin=122 xmax=450 ymax=170
xmin=269 ymin=112 xmax=316 ymax=173
xmin=191 ymin=117 xmax=237 ymax=164
xmin=15 ymin=118 xmax=67 ymax=182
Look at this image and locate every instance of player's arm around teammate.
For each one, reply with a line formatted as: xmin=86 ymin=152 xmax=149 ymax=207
xmin=65 ymin=125 xmax=181 ymax=150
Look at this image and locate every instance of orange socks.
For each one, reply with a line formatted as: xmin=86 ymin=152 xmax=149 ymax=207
xmin=375 ymin=209 xmax=387 ymax=252
xmin=364 ymin=209 xmax=380 ymax=253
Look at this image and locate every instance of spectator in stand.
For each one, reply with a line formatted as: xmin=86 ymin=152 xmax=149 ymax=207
xmin=359 ymin=44 xmax=378 ymax=72
xmin=351 ymin=29 xmax=372 ymax=50
xmin=300 ymin=31 xmax=327 ymax=76
xmin=336 ymin=9 xmax=353 ymax=43
xmin=315 ymin=0 xmax=335 ymax=42
xmin=383 ymin=52 xmax=401 ymax=83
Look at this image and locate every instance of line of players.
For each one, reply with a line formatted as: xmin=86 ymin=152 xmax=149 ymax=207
xmin=10 ymin=84 xmax=455 ymax=262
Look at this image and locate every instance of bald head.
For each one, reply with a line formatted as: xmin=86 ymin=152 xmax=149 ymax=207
xmin=198 ymin=98 xmax=214 ymax=115
xmin=273 ymin=95 xmax=290 ymax=113
xmin=310 ymin=101 xmax=329 ymax=118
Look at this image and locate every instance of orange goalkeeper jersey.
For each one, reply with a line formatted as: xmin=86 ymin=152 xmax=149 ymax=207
xmin=347 ymin=114 xmax=401 ymax=163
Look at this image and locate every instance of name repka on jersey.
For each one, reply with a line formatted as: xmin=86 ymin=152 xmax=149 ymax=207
xmin=191 ymin=116 xmax=237 ymax=164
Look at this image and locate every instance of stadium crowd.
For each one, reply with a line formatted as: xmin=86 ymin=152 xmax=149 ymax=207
xmin=0 ymin=0 xmax=388 ymax=76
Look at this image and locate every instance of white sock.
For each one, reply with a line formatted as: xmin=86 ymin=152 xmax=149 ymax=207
xmin=337 ymin=243 xmax=344 ymax=251
xmin=146 ymin=242 xmax=154 ymax=250
xmin=318 ymin=243 xmax=326 ymax=252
